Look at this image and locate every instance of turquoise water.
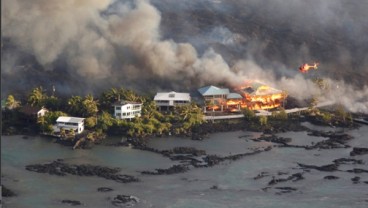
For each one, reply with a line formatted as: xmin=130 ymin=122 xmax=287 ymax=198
xmin=2 ymin=126 xmax=368 ymax=207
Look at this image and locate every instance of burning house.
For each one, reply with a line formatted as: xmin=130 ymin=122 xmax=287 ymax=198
xmin=234 ymin=82 xmax=287 ymax=110
xmin=199 ymin=82 xmax=287 ymax=112
xmin=198 ymin=85 xmax=230 ymax=112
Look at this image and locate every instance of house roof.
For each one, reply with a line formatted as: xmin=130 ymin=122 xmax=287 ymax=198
xmin=240 ymin=82 xmax=282 ymax=96
xmin=112 ymin=100 xmax=142 ymax=106
xmin=20 ymin=105 xmax=46 ymax=115
xmin=154 ymin=91 xmax=191 ymax=101
xmin=56 ymin=116 xmax=85 ymax=123
xmin=198 ymin=86 xmax=230 ymax=96
xmin=227 ymin=93 xmax=243 ymax=99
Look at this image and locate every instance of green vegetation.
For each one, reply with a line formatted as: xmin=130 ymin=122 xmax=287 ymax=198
xmin=2 ymin=85 xmax=355 ymax=141
xmin=241 ymin=107 xmax=256 ymax=121
xmin=6 ymin=95 xmax=21 ymax=110
xmin=271 ymin=108 xmax=288 ymax=120
xmin=2 ymin=86 xmax=206 ymax=139
xmin=258 ymin=115 xmax=268 ymax=126
xmin=306 ymin=104 xmax=353 ymax=127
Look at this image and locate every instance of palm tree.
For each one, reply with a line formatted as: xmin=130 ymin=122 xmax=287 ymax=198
xmin=67 ymin=96 xmax=83 ymax=116
xmin=28 ymin=87 xmax=46 ymax=107
xmin=6 ymin=95 xmax=21 ymax=110
xmin=82 ymin=94 xmax=98 ymax=117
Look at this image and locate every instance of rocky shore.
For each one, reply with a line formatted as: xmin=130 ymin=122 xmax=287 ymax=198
xmin=138 ymin=143 xmax=272 ymax=175
xmin=25 ymin=159 xmax=139 ymax=183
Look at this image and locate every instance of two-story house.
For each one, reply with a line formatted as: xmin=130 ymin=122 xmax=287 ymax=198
xmin=113 ymin=100 xmax=143 ymax=120
xmin=154 ymin=91 xmax=191 ymax=111
xmin=56 ymin=116 xmax=85 ymax=134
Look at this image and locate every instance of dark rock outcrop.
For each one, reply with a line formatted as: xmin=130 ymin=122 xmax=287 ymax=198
xmin=268 ymin=172 xmax=304 ymax=185
xmin=298 ymin=163 xmax=339 ymax=172
xmin=350 ymin=147 xmax=368 ymax=156
xmin=253 ymin=135 xmax=292 ymax=145
xmin=324 ymin=175 xmax=339 ymax=180
xmin=346 ymin=168 xmax=368 ymax=174
xmin=274 ymin=187 xmax=298 ymax=194
xmin=111 ymin=195 xmax=139 ymax=207
xmin=141 ymin=164 xmax=189 ymax=175
xmin=333 ymin=158 xmax=364 ymax=165
xmin=61 ymin=200 xmax=82 ymax=206
xmin=97 ymin=187 xmax=114 ymax=192
xmin=351 ymin=176 xmax=360 ymax=184
xmin=25 ymin=160 xmax=139 ymax=183
xmin=2 ymin=185 xmax=16 ymax=197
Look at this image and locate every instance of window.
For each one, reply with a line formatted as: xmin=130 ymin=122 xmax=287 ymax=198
xmin=115 ymin=106 xmax=121 ymax=110
xmin=169 ymin=93 xmax=175 ymax=98
xmin=117 ymin=113 xmax=121 ymax=116
xmin=123 ymin=113 xmax=126 ymax=116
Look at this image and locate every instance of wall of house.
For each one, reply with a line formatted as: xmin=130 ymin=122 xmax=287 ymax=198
xmin=57 ymin=122 xmax=84 ymax=133
xmin=115 ymin=104 xmax=142 ymax=119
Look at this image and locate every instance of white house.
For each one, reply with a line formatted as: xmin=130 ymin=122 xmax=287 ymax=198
xmin=113 ymin=101 xmax=143 ymax=120
xmin=154 ymin=91 xmax=191 ymax=111
xmin=56 ymin=116 xmax=85 ymax=134
xmin=20 ymin=105 xmax=48 ymax=118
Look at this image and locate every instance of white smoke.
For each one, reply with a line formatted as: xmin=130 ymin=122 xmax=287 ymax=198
xmin=2 ymin=0 xmax=368 ymax=113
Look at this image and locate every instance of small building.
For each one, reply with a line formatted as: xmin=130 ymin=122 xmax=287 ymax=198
xmin=56 ymin=116 xmax=85 ymax=134
xmin=19 ymin=105 xmax=48 ymax=119
xmin=154 ymin=91 xmax=191 ymax=111
xmin=113 ymin=100 xmax=143 ymax=120
xmin=20 ymin=105 xmax=48 ymax=117
xmin=198 ymin=85 xmax=229 ymax=112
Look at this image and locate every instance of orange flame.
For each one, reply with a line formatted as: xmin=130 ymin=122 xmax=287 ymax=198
xmin=299 ymin=62 xmax=319 ymax=73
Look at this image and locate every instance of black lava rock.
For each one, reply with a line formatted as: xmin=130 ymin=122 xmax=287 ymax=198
xmin=97 ymin=187 xmax=113 ymax=192
xmin=324 ymin=175 xmax=339 ymax=180
xmin=350 ymin=147 xmax=368 ymax=156
xmin=61 ymin=200 xmax=82 ymax=206
xmin=2 ymin=186 xmax=16 ymax=197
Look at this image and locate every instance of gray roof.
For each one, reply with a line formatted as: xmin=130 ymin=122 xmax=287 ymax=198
xmin=198 ymin=85 xmax=230 ymax=96
xmin=113 ymin=100 xmax=142 ymax=106
xmin=227 ymin=93 xmax=243 ymax=99
xmin=56 ymin=116 xmax=85 ymax=123
xmin=154 ymin=91 xmax=191 ymax=101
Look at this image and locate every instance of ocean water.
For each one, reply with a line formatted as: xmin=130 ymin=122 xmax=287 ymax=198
xmin=2 ymin=125 xmax=368 ymax=208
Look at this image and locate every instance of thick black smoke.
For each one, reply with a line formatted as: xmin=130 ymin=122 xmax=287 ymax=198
xmin=2 ymin=0 xmax=368 ymax=112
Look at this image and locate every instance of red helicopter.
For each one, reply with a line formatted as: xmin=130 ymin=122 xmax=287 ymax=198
xmin=299 ymin=62 xmax=319 ymax=73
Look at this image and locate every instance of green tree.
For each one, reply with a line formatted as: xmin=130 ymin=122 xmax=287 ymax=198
xmin=259 ymin=115 xmax=268 ymax=126
xmin=272 ymin=108 xmax=288 ymax=120
xmin=60 ymin=128 xmax=66 ymax=138
xmin=97 ymin=111 xmax=114 ymax=131
xmin=82 ymin=94 xmax=98 ymax=117
xmin=173 ymin=103 xmax=204 ymax=134
xmin=6 ymin=95 xmax=21 ymax=110
xmin=335 ymin=104 xmax=351 ymax=123
xmin=242 ymin=108 xmax=256 ymax=121
xmin=28 ymin=87 xmax=47 ymax=107
xmin=99 ymin=88 xmax=120 ymax=110
xmin=321 ymin=112 xmax=332 ymax=123
xmin=84 ymin=117 xmax=97 ymax=129
xmin=44 ymin=96 xmax=61 ymax=111
xmin=67 ymin=96 xmax=83 ymax=116
xmin=37 ymin=115 xmax=46 ymax=133
xmin=44 ymin=111 xmax=68 ymax=125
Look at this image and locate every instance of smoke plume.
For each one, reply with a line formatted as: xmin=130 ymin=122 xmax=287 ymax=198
xmin=2 ymin=0 xmax=368 ymax=113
